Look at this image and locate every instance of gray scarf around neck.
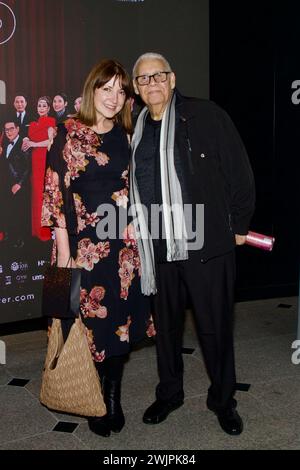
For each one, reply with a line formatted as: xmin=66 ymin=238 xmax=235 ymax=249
xmin=130 ymin=92 xmax=188 ymax=295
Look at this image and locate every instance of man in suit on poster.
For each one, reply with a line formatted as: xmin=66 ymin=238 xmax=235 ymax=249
xmin=0 ymin=118 xmax=30 ymax=248
xmin=13 ymin=94 xmax=32 ymax=138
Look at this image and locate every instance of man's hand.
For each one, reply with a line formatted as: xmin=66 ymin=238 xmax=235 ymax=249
xmin=11 ymin=184 xmax=21 ymax=195
xmin=235 ymin=234 xmax=247 ymax=245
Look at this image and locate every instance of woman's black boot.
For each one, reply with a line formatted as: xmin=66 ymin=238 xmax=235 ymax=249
xmin=103 ymin=376 xmax=125 ymax=433
xmin=88 ymin=362 xmax=111 ymax=437
xmin=88 ymin=415 xmax=111 ymax=437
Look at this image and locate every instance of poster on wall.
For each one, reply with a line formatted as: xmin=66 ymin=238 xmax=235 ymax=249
xmin=0 ymin=0 xmax=209 ymax=324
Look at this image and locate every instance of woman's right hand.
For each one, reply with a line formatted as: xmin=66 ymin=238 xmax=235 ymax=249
xmin=54 ymin=228 xmax=77 ymax=267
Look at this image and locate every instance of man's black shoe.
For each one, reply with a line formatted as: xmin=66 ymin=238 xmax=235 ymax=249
xmin=143 ymin=399 xmax=184 ymax=424
xmin=209 ymin=406 xmax=243 ymax=435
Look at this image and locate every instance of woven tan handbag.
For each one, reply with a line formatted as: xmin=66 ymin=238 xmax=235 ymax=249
xmin=40 ymin=317 xmax=106 ymax=417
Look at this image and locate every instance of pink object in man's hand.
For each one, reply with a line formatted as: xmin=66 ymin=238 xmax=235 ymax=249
xmin=245 ymin=231 xmax=275 ymax=251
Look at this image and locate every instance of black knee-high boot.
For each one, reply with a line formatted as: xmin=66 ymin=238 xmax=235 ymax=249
xmin=102 ymin=355 xmax=126 ymax=433
xmin=87 ymin=362 xmax=110 ymax=437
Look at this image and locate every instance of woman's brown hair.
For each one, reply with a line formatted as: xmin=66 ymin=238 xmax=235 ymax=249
xmin=77 ymin=59 xmax=133 ymax=134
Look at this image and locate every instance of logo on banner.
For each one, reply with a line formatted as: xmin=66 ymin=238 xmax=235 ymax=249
xmin=5 ymin=275 xmax=11 ymax=285
xmin=11 ymin=262 xmax=19 ymax=272
xmin=0 ymin=2 xmax=16 ymax=45
xmin=37 ymin=260 xmax=46 ymax=267
xmin=10 ymin=261 xmax=28 ymax=272
xmin=32 ymin=274 xmax=44 ymax=281
xmin=16 ymin=274 xmax=27 ymax=283
xmin=0 ymin=264 xmax=3 ymax=274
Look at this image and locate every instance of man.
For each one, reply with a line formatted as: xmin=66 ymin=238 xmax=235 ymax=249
xmin=13 ymin=94 xmax=32 ymax=138
xmin=52 ymin=92 xmax=69 ymax=123
xmin=0 ymin=119 xmax=30 ymax=247
xmin=130 ymin=53 xmax=255 ymax=435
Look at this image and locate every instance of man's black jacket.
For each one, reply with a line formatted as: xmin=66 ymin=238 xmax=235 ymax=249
xmin=173 ymin=90 xmax=255 ymax=262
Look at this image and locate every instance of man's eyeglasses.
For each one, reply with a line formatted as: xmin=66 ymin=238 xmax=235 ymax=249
xmin=135 ymin=71 xmax=171 ymax=86
xmin=4 ymin=127 xmax=17 ymax=133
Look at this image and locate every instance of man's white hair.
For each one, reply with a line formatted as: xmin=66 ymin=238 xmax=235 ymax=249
xmin=132 ymin=52 xmax=172 ymax=78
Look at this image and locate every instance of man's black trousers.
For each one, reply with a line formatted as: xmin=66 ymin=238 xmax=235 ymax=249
xmin=153 ymin=250 xmax=237 ymax=411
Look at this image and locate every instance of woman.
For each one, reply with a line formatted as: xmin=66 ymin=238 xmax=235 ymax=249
xmin=42 ymin=59 xmax=154 ymax=437
xmin=22 ymin=96 xmax=55 ymax=241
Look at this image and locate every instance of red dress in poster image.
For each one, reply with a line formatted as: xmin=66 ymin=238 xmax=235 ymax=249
xmin=23 ymin=96 xmax=56 ymax=241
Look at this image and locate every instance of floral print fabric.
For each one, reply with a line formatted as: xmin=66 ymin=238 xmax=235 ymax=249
xmin=42 ymin=119 xmax=154 ymax=361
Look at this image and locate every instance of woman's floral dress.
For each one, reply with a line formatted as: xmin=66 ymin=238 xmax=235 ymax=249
xmin=42 ymin=119 xmax=155 ymax=361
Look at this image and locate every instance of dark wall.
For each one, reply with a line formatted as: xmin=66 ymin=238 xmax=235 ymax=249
xmin=210 ymin=1 xmax=299 ymax=300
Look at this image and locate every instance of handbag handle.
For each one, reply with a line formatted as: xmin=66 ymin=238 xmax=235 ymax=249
xmin=54 ymin=255 xmax=72 ymax=268
xmin=65 ymin=255 xmax=72 ymax=268
xmin=47 ymin=320 xmax=64 ymax=370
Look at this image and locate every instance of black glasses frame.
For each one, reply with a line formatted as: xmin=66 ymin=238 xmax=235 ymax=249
xmin=135 ymin=71 xmax=171 ymax=86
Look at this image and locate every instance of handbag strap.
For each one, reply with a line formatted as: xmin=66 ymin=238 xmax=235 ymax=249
xmin=54 ymin=255 xmax=72 ymax=268
xmin=65 ymin=255 xmax=72 ymax=268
